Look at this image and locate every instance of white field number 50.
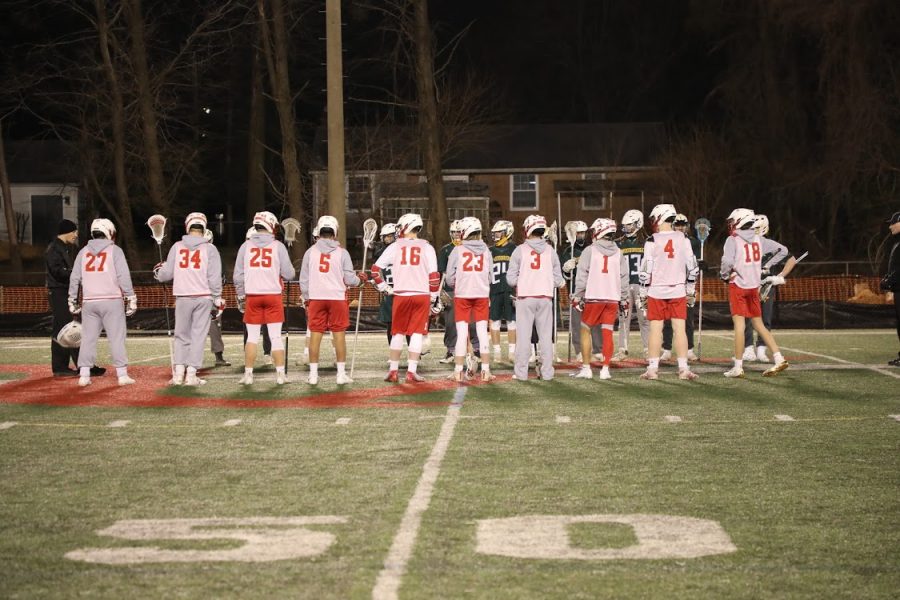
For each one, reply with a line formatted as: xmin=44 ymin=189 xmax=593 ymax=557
xmin=65 ymin=517 xmax=347 ymax=564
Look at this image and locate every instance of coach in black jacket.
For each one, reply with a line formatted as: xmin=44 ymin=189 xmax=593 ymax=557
xmin=46 ymin=220 xmax=105 ymax=376
xmin=882 ymin=211 xmax=900 ymax=367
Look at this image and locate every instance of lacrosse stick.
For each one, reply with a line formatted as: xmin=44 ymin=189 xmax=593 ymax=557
xmin=280 ymin=218 xmax=301 ymax=372
xmin=563 ymin=221 xmax=579 ymax=362
xmin=350 ymin=218 xmax=379 ymax=378
xmin=694 ymin=218 xmax=711 ymax=359
xmin=760 ymin=250 xmax=807 ymax=302
xmin=281 ymin=218 xmax=301 ymax=247
xmin=147 ymin=214 xmax=175 ymax=377
xmin=544 ymin=220 xmax=560 ymax=354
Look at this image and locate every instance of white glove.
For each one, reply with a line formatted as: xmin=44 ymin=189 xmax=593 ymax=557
xmin=562 ymin=257 xmax=578 ymax=274
xmin=638 ymin=287 xmax=649 ymax=313
xmin=300 ymin=297 xmax=307 ymax=309
xmin=618 ymin=300 xmax=629 ymax=317
xmin=68 ymin=299 xmax=81 ymax=315
xmin=685 ymin=283 xmax=696 ymax=308
xmin=571 ymin=296 xmax=583 ymax=312
xmin=376 ymin=281 xmax=394 ymax=295
xmin=125 ymin=295 xmax=138 ymax=317
xmin=237 ymin=296 xmax=246 ymax=313
xmin=638 ymin=270 xmax=651 ymax=286
xmin=152 ymin=261 xmax=165 ymax=281
xmin=212 ymin=297 xmax=225 ymax=318
xmin=763 ymin=275 xmax=785 ymax=286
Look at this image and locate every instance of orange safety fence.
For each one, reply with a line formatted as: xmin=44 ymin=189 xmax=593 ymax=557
xmin=0 ymin=275 xmax=890 ymax=314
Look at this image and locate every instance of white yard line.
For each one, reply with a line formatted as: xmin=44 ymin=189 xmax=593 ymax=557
xmin=222 ymin=419 xmax=242 ymax=427
xmin=0 ymin=421 xmax=18 ymax=430
xmin=664 ymin=415 xmax=683 ymax=423
xmin=889 ymin=415 xmax=900 ymax=423
xmin=555 ymin=415 xmax=571 ymax=424
xmin=776 ymin=344 xmax=900 ymax=380
xmin=334 ymin=417 xmax=351 ymax=426
xmin=372 ymin=386 xmax=466 ymax=600
xmin=129 ymin=354 xmax=173 ymax=364
xmin=774 ymin=414 xmax=795 ymax=422
xmin=106 ymin=420 xmax=130 ymax=428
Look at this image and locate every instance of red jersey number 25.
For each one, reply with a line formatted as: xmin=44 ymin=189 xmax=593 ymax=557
xmin=249 ymin=247 xmax=273 ymax=268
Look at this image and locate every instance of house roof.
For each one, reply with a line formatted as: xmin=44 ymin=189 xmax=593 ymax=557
xmin=315 ymin=122 xmax=667 ymax=173
xmin=3 ymin=140 xmax=81 ymax=184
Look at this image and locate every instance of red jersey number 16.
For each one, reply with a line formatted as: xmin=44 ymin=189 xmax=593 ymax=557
xmin=400 ymin=246 xmax=421 ymax=265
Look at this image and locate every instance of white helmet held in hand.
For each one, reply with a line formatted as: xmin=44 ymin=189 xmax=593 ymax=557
xmin=245 ymin=227 xmax=256 ymax=240
xmin=203 ymin=229 xmax=214 ymax=243
xmin=590 ymin=218 xmax=617 ymax=240
xmin=459 ymin=216 xmax=482 ymax=240
xmin=621 ymin=209 xmax=644 ymax=236
xmin=316 ymin=215 xmax=339 ymax=236
xmin=56 ymin=320 xmax=82 ymax=349
xmin=649 ymin=204 xmax=677 ymax=231
xmin=90 ymin=218 xmax=116 ymax=240
xmin=491 ymin=220 xmax=514 ymax=243
xmin=185 ymin=212 xmax=207 ymax=232
xmin=523 ymin=214 xmax=547 ymax=238
xmin=252 ymin=211 xmax=279 ymax=234
xmin=753 ymin=214 xmax=769 ymax=236
xmin=397 ymin=213 xmax=424 ymax=236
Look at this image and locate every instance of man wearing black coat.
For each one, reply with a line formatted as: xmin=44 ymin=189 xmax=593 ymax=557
xmin=883 ymin=211 xmax=900 ymax=367
xmin=46 ymin=220 xmax=105 ymax=377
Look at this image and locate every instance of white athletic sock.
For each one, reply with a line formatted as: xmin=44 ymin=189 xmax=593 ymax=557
xmin=336 ymin=362 xmax=346 ymax=376
xmin=677 ymin=358 xmax=688 ymax=371
xmin=389 ymin=360 xmax=399 ymax=371
xmin=508 ymin=343 xmax=516 ymax=355
xmin=773 ymin=352 xmax=784 ymax=363
xmin=408 ymin=360 xmax=418 ymax=374
xmin=174 ymin=365 xmax=186 ymax=378
xmin=309 ymin=363 xmax=318 ymax=377
xmin=186 ymin=366 xmax=196 ymax=377
xmin=245 ymin=367 xmax=253 ymax=375
xmin=648 ymin=358 xmax=659 ymax=370
xmin=734 ymin=359 xmax=743 ymax=369
xmin=482 ymin=364 xmax=490 ymax=372
xmin=454 ymin=364 xmax=464 ymax=373
xmin=80 ymin=367 xmax=90 ymax=377
xmin=276 ymin=366 xmax=285 ymax=374
xmin=116 ymin=367 xmax=128 ymax=378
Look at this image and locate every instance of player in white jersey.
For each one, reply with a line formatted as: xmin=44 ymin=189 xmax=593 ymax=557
xmin=154 ymin=212 xmax=223 ymax=386
xmin=68 ymin=218 xmax=137 ymax=387
xmin=638 ymin=204 xmax=700 ymax=381
xmin=570 ymin=218 xmax=629 ymax=380
xmin=371 ymin=213 xmax=440 ymax=383
xmin=233 ymin=211 xmax=296 ymax=385
xmin=506 ymin=215 xmax=565 ymax=381
xmin=720 ymin=209 xmax=789 ymax=378
xmin=299 ymin=215 xmax=363 ymax=385
xmin=445 ymin=216 xmax=494 ymax=382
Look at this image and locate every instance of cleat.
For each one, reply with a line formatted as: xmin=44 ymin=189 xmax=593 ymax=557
xmin=529 ymin=350 xmax=537 ymax=364
xmin=465 ymin=354 xmax=477 ymax=378
xmin=742 ymin=346 xmax=757 ymax=361
xmin=184 ymin=374 xmax=206 ymax=386
xmin=687 ymin=349 xmax=698 ymax=362
xmin=612 ymin=348 xmax=629 ymax=361
xmin=384 ymin=370 xmax=399 ymax=383
xmin=239 ymin=373 xmax=254 ymax=385
xmin=90 ymin=366 xmax=107 ymax=377
xmin=723 ymin=366 xmax=745 ymax=378
xmin=308 ymin=373 xmax=319 ymax=385
xmin=168 ymin=374 xmax=184 ymax=386
xmin=639 ymin=369 xmax=658 ymax=380
xmin=438 ymin=352 xmax=455 ymax=364
xmin=480 ymin=370 xmax=495 ymax=382
xmin=335 ymin=373 xmax=353 ymax=385
xmin=449 ymin=370 xmax=464 ymax=382
xmin=763 ymin=361 xmax=789 ymax=377
xmin=678 ymin=369 xmax=699 ymax=381
xmin=889 ymin=356 xmax=900 ymax=367
xmin=405 ymin=371 xmax=426 ymax=383
xmin=756 ymin=347 xmax=770 ymax=363
xmin=572 ymin=366 xmax=592 ymax=379
xmin=78 ymin=376 xmax=91 ymax=387
xmin=593 ymin=353 xmax=604 ymax=361
xmin=660 ymin=349 xmax=672 ymax=361
xmin=599 ymin=366 xmax=612 ymax=380
xmin=214 ymin=358 xmax=231 ymax=367
xmin=275 ymin=373 xmax=286 ymax=385
xmin=117 ymin=375 xmax=136 ymax=386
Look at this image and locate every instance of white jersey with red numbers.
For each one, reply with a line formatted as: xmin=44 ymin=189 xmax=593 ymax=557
xmin=308 ymin=245 xmax=349 ymax=300
xmin=643 ymin=230 xmax=696 ymax=300
xmin=584 ymin=246 xmax=622 ymax=302
xmin=516 ymin=244 xmax=555 ymax=298
xmin=727 ymin=232 xmax=763 ymax=290
xmin=80 ymin=247 xmax=121 ymax=301
xmin=447 ymin=243 xmax=492 ymax=299
xmin=374 ymin=238 xmax=437 ymax=296
xmin=243 ymin=239 xmax=283 ymax=295
xmin=171 ymin=241 xmax=211 ymax=297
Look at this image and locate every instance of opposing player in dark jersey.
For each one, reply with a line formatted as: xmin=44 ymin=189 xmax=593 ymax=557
xmin=489 ymin=220 xmax=517 ymax=362
xmin=372 ymin=223 xmax=398 ymax=345
xmin=615 ymin=209 xmax=650 ymax=359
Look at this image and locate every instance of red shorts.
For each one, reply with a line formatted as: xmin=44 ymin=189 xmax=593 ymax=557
xmin=729 ymin=284 xmax=762 ymax=318
xmin=581 ymin=301 xmax=618 ymax=327
xmin=647 ymin=296 xmax=687 ymax=321
xmin=307 ymin=299 xmax=350 ymax=333
xmin=244 ymin=294 xmax=284 ymax=324
xmin=454 ymin=297 xmax=489 ymax=323
xmin=391 ymin=295 xmax=430 ymax=336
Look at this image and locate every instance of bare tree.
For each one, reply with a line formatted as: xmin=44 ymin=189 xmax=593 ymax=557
xmin=0 ymin=119 xmax=24 ymax=275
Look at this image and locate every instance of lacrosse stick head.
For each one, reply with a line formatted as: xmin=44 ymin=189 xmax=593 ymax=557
xmin=694 ymin=218 xmax=711 ymax=243
xmin=564 ymin=221 xmax=579 ymax=246
xmin=362 ymin=218 xmax=378 ymax=249
xmin=147 ymin=215 xmax=167 ymax=245
xmin=546 ymin=220 xmax=559 ymax=247
xmin=281 ymin=218 xmax=301 ymax=247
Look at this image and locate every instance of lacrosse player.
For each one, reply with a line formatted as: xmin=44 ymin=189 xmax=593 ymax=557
xmin=373 ymin=223 xmax=398 ymax=344
xmin=371 ymin=213 xmax=440 ymax=383
xmin=506 ymin=215 xmax=565 ymax=381
xmin=615 ymin=209 xmax=650 ymax=360
xmin=489 ymin=220 xmax=517 ymax=362
xmin=68 ymin=218 xmax=136 ymax=386
xmin=570 ymin=218 xmax=628 ymax=380
xmin=233 ymin=211 xmax=295 ymax=385
xmin=202 ymin=229 xmax=230 ymax=367
xmin=638 ymin=204 xmax=700 ymax=381
xmin=561 ymin=220 xmax=603 ymax=361
xmin=661 ymin=213 xmax=702 ymax=361
xmin=154 ymin=213 xmax=223 ymax=386
xmin=299 ymin=215 xmax=364 ymax=385
xmin=445 ymin=217 xmax=494 ymax=381
xmin=721 ymin=209 xmax=789 ymax=378
xmin=741 ymin=214 xmax=797 ymax=362
xmin=437 ymin=220 xmax=465 ymax=363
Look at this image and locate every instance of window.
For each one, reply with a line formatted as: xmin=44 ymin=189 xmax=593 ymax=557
xmin=346 ymin=175 xmax=372 ymax=211
xmin=510 ymin=174 xmax=538 ymax=210
xmin=581 ymin=174 xmax=608 ymax=210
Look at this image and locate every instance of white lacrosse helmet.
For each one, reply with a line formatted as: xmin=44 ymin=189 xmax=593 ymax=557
xmin=673 ymin=213 xmax=689 ymax=227
xmin=649 ymin=204 xmax=677 ymax=231
xmin=573 ymin=220 xmax=588 ymax=233
xmin=753 ymin=214 xmax=770 ymax=236
xmin=316 ymin=215 xmax=339 ymax=236
xmin=491 ymin=220 xmax=514 ymax=242
xmin=727 ymin=208 xmax=755 ymax=232
xmin=523 ymin=214 xmax=547 ymax=237
xmin=185 ymin=212 xmax=207 ymax=232
xmin=90 ymin=218 xmax=116 ymax=240
xmin=56 ymin=320 xmax=82 ymax=349
xmin=380 ymin=223 xmax=397 ymax=237
xmin=203 ymin=229 xmax=214 ymax=243
xmin=459 ymin=216 xmax=482 ymax=239
xmin=449 ymin=219 xmax=464 ymax=240
xmin=245 ymin=227 xmax=256 ymax=240
xmin=621 ymin=209 xmax=644 ymax=236
xmin=590 ymin=218 xmax=617 ymax=240
xmin=252 ymin=211 xmax=279 ymax=234
xmin=397 ymin=213 xmax=424 ymax=235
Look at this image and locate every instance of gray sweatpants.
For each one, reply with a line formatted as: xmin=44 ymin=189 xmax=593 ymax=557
xmin=618 ymin=283 xmax=649 ymax=351
xmin=209 ymin=316 xmax=224 ymax=354
xmin=175 ymin=296 xmax=213 ymax=369
xmin=78 ymin=299 xmax=128 ymax=369
xmin=514 ymin=297 xmax=554 ymax=381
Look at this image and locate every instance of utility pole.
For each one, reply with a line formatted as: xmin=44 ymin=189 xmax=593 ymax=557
xmin=325 ymin=0 xmax=346 ymax=246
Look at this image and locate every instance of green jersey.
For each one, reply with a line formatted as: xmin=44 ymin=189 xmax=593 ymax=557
xmin=489 ymin=242 xmax=516 ymax=295
xmin=438 ymin=242 xmax=458 ymax=291
xmin=372 ymin=244 xmax=394 ymax=322
xmin=617 ymin=234 xmax=646 ymax=285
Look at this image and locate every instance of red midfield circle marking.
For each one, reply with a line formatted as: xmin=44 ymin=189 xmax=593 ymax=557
xmin=0 ymin=364 xmax=507 ymax=410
